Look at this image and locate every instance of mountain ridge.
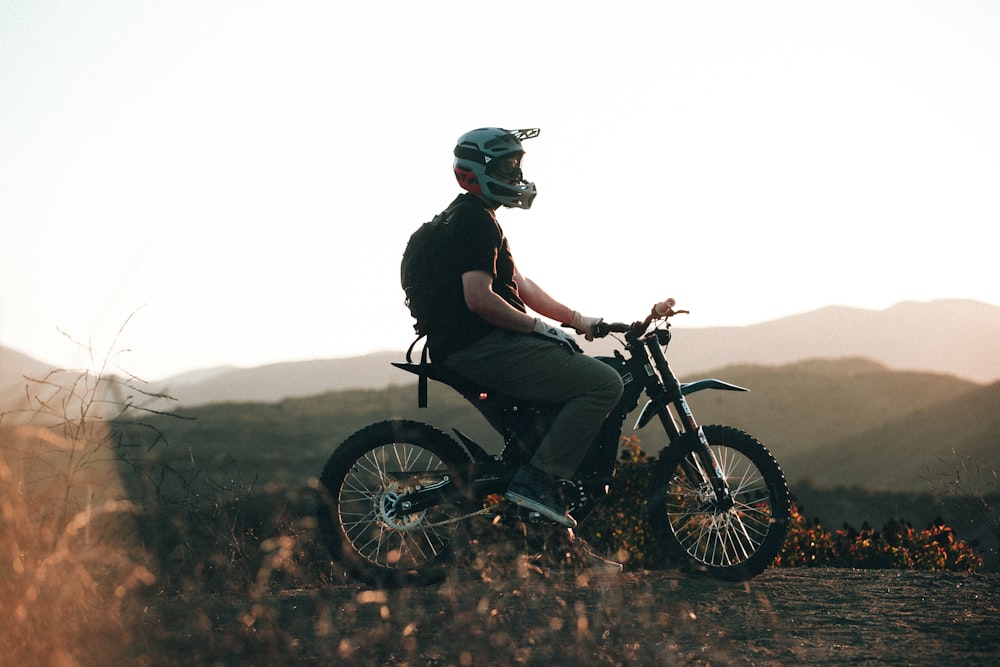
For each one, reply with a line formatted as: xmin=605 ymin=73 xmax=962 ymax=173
xmin=159 ymin=299 xmax=1000 ymax=406
xmin=3 ymin=299 xmax=998 ymax=408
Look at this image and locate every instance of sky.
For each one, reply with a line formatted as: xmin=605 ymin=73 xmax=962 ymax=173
xmin=1 ymin=0 xmax=998 ymax=381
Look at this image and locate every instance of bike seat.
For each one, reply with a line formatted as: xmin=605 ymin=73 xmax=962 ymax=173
xmin=392 ymin=361 xmax=548 ymax=412
xmin=393 ymin=361 xmax=478 ymax=391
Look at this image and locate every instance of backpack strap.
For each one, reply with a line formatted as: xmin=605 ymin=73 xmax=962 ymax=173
xmin=417 ymin=343 xmax=430 ymax=408
xmin=405 ymin=334 xmax=431 ymax=408
xmin=405 ymin=333 xmax=423 ymax=363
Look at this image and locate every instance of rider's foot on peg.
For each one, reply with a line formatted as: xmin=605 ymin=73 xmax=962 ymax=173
xmin=504 ymin=466 xmax=577 ymax=528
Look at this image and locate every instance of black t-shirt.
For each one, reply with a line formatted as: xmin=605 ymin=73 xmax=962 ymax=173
xmin=424 ymin=193 xmax=526 ymax=360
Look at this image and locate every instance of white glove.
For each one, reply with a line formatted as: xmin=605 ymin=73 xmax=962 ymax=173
xmin=569 ymin=310 xmax=603 ymax=341
xmin=532 ymin=318 xmax=580 ymax=353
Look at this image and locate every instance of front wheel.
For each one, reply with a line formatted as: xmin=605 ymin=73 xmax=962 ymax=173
xmin=316 ymin=420 xmax=474 ymax=586
xmin=648 ymin=425 xmax=790 ymax=580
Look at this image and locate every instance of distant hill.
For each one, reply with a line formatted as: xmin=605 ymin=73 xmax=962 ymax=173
xmin=661 ymin=299 xmax=1000 ymax=385
xmin=3 ymin=299 xmax=999 ymax=409
xmin=682 ymin=358 xmax=997 ymax=492
xmin=0 ymin=346 xmax=56 ymax=408
xmin=147 ymin=353 xmax=407 ymax=407
xmin=679 ymin=357 xmax=979 ymax=452
xmin=143 ymin=299 xmax=1000 ymax=406
xmin=121 ymin=356 xmax=999 ymax=496
xmin=0 ymin=346 xmax=95 ymax=421
xmin=784 ymin=379 xmax=1000 ymax=492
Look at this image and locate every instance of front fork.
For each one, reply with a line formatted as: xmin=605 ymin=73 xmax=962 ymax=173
xmin=684 ymin=427 xmax=735 ymax=511
xmin=642 ymin=335 xmax=735 ymax=511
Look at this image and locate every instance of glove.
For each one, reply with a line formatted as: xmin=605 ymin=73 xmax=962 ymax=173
xmin=532 ymin=318 xmax=581 ymax=353
xmin=569 ymin=310 xmax=603 ymax=341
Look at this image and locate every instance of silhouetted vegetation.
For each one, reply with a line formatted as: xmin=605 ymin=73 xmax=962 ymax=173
xmin=577 ymin=437 xmax=986 ymax=573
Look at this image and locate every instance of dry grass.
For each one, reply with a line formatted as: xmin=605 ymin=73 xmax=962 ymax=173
xmin=0 ymin=415 xmax=152 ymax=665
xmin=0 ymin=326 xmax=169 ymax=666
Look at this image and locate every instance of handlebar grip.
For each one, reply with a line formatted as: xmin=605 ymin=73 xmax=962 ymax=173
xmin=593 ymin=321 xmax=631 ymax=338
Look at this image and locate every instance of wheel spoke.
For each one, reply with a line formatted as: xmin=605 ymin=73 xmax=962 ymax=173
xmin=663 ymin=441 xmax=781 ymax=569
xmin=332 ymin=440 xmax=463 ymax=570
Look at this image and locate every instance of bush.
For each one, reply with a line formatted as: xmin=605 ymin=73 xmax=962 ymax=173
xmin=775 ymin=504 xmax=983 ymax=572
xmin=577 ymin=435 xmax=657 ymax=569
xmin=579 ymin=437 xmax=983 ymax=573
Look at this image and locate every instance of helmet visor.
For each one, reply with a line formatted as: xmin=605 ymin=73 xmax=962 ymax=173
xmin=486 ymin=154 xmax=524 ymax=184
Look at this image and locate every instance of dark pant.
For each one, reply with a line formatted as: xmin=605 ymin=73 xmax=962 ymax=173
xmin=443 ymin=330 xmax=624 ymax=479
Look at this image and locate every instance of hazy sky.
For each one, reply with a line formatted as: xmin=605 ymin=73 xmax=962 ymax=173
xmin=2 ymin=1 xmax=998 ymax=380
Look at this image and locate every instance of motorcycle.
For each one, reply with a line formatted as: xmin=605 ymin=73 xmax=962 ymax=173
xmin=316 ymin=299 xmax=791 ymax=586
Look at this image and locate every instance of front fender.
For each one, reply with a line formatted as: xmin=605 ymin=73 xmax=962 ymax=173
xmin=633 ymin=379 xmax=749 ymax=429
xmin=681 ymin=379 xmax=749 ymax=395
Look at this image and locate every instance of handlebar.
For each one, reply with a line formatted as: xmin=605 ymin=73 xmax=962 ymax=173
xmin=593 ymin=321 xmax=632 ymax=337
xmin=591 ymin=298 xmax=688 ymax=339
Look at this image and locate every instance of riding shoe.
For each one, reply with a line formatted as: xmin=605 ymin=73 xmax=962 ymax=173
xmin=504 ymin=465 xmax=578 ymax=528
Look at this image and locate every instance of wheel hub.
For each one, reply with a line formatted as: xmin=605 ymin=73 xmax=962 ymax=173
xmin=377 ymin=482 xmax=426 ymax=530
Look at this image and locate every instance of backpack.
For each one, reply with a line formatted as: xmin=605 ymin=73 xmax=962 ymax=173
xmin=400 ymin=202 xmax=469 ymax=406
xmin=401 ymin=215 xmax=447 ymax=337
xmin=400 ymin=200 xmax=469 ymax=337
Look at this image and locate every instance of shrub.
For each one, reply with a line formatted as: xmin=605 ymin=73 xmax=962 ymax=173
xmin=577 ymin=435 xmax=656 ymax=569
xmin=774 ymin=505 xmax=983 ymax=572
xmin=581 ymin=437 xmax=983 ymax=573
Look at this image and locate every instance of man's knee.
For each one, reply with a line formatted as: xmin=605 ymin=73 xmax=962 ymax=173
xmin=594 ymin=364 xmax=625 ymax=405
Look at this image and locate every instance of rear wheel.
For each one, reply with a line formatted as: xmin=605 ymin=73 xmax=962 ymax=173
xmin=316 ymin=420 xmax=474 ymax=586
xmin=648 ymin=425 xmax=790 ymax=580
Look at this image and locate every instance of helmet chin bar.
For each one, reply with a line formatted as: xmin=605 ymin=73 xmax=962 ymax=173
xmin=485 ymin=181 xmax=537 ymax=209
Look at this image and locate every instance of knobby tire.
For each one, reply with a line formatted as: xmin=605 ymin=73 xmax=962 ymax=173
xmin=648 ymin=425 xmax=791 ymax=581
xmin=316 ymin=420 xmax=473 ymax=587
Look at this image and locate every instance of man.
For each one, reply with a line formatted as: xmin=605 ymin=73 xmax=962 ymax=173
xmin=418 ymin=127 xmax=624 ymax=529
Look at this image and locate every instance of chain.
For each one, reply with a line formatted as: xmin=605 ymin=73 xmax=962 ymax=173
xmin=417 ymin=506 xmax=495 ymax=528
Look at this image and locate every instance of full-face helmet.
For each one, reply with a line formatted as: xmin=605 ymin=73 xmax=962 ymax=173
xmin=453 ymin=127 xmax=539 ymax=209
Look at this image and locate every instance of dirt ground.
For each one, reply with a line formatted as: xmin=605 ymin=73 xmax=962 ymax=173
xmin=131 ymin=563 xmax=1000 ymax=666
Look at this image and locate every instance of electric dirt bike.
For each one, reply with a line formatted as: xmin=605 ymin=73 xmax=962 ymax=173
xmin=316 ymin=300 xmax=791 ymax=586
